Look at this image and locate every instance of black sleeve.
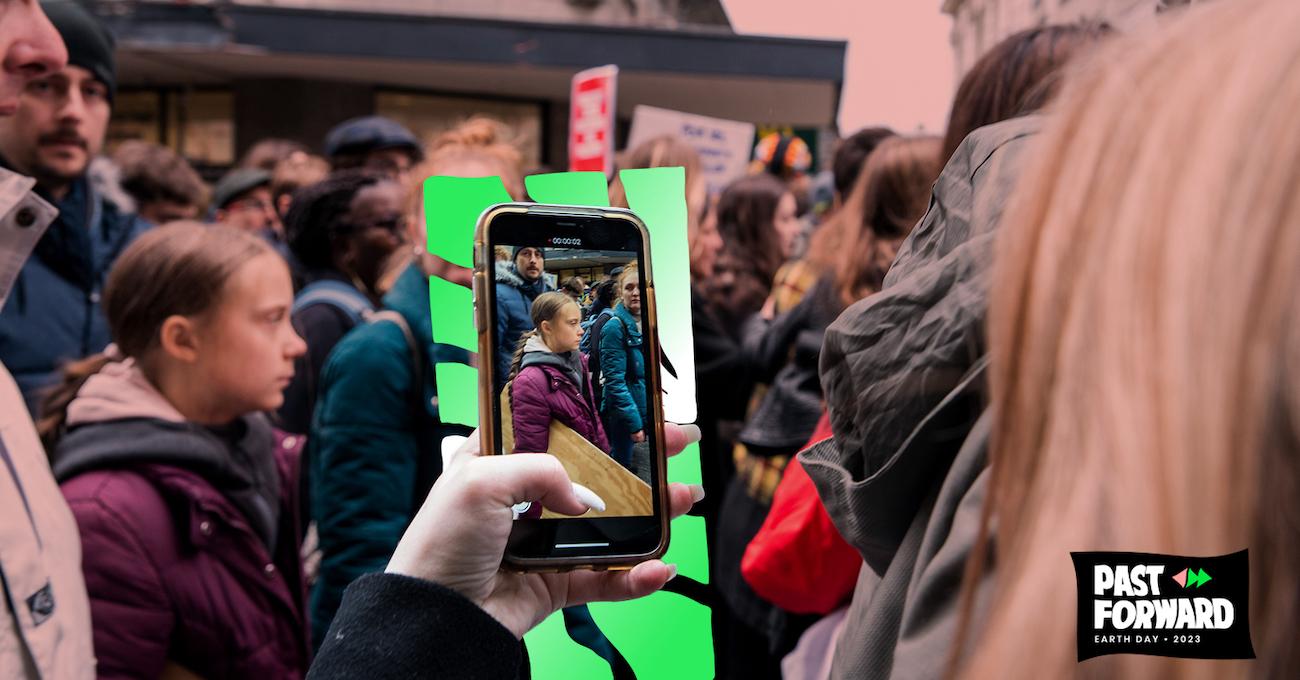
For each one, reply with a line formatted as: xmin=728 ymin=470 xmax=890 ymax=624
xmin=278 ymin=304 xmax=354 ymax=434
xmin=308 ymin=573 xmax=523 ymax=680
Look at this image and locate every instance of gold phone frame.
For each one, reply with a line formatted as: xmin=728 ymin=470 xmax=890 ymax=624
xmin=472 ymin=203 xmax=670 ymax=572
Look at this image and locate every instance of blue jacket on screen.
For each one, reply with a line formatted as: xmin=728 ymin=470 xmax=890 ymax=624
xmin=493 ymin=260 xmax=550 ymax=392
xmin=598 ymin=301 xmax=647 ymax=433
xmin=0 ymin=173 xmax=150 ymax=414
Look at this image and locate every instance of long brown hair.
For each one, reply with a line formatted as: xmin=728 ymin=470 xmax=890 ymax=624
xmin=714 ymin=173 xmax=790 ymax=291
xmin=507 ymin=291 xmax=579 ymax=383
xmin=38 ymin=223 xmax=274 ymax=450
xmin=959 ymin=1 xmax=1300 ymax=677
xmin=807 ymin=135 xmax=942 ymax=307
xmin=941 ymin=23 xmax=1110 ymax=165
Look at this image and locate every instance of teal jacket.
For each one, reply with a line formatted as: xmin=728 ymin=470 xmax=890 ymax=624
xmin=307 ymin=264 xmax=470 ymax=650
xmin=597 ymin=302 xmax=647 ymax=433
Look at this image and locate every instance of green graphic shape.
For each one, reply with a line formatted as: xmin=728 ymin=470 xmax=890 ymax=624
xmin=422 ymin=169 xmax=711 ymax=678
xmin=1190 ymin=568 xmax=1211 ymax=588
xmin=423 ymin=175 xmax=513 ymax=268
xmin=434 ymin=362 xmax=479 ymax=428
xmin=524 ymin=171 xmax=611 ymax=207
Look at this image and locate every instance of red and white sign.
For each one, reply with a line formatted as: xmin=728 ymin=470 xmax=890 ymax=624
xmin=568 ymin=65 xmax=618 ymax=175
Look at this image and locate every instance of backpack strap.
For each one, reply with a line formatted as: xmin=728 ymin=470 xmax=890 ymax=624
xmin=369 ymin=309 xmax=430 ymax=510
xmin=293 ymin=280 xmax=375 ymax=325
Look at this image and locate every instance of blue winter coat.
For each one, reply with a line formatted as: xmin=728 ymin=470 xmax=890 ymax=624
xmin=493 ymin=260 xmax=550 ymax=392
xmin=598 ymin=302 xmax=647 ymax=433
xmin=308 ymin=264 xmax=471 ymax=649
xmin=0 ymin=175 xmax=150 ymax=413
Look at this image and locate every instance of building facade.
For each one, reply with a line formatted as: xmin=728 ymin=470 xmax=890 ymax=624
xmin=942 ymin=0 xmax=1203 ymax=78
xmin=91 ymin=0 xmax=844 ymax=177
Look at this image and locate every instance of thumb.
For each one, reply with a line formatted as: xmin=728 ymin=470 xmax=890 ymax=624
xmin=469 ymin=454 xmax=605 ymax=517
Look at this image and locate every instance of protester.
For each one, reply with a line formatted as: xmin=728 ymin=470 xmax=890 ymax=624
xmin=707 ymin=173 xmax=800 ymax=332
xmin=324 ymin=115 xmax=422 ymax=182
xmin=0 ymin=4 xmax=88 ymax=677
xmin=829 ymin=127 xmax=895 ymax=209
xmin=279 ymin=169 xmax=405 ymax=435
xmin=495 ymin=244 xmax=552 ymax=393
xmin=509 ymin=291 xmax=608 ymax=453
xmin=241 ymin=137 xmax=309 ymax=172
xmin=560 ymin=275 xmax=585 ymax=305
xmin=0 ymin=0 xmax=149 ymax=414
xmin=594 ymin=264 xmax=647 ymax=471
xmin=796 ymin=22 xmax=1108 ymax=680
xmin=961 ymin=2 xmax=1299 ymax=677
xmin=939 ymin=22 xmax=1109 ymax=165
xmin=112 ymin=140 xmax=208 ymax=224
xmin=308 ymin=119 xmax=519 ymax=648
xmin=507 ymin=292 xmax=610 ymax=518
xmin=212 ymin=166 xmax=280 ymax=237
xmin=308 ymin=426 xmax=704 ymax=679
xmin=717 ymin=135 xmax=943 ymax=677
xmin=40 ymin=223 xmax=311 ymax=678
xmin=749 ymin=131 xmax=813 ymax=215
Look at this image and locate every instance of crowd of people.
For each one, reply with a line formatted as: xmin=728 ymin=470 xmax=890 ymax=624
xmin=1 ymin=0 xmax=1297 ymax=679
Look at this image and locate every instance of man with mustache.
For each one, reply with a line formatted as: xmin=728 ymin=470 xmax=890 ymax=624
xmin=0 ymin=0 xmax=149 ymax=413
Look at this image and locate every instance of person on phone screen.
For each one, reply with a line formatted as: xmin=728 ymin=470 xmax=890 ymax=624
xmin=507 ymin=291 xmax=609 ymax=517
xmin=597 ymin=264 xmax=647 ymax=470
xmin=495 ymin=246 xmax=552 ymax=394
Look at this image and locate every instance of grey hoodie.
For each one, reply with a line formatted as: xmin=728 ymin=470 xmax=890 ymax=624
xmin=798 ymin=116 xmax=1041 ymax=679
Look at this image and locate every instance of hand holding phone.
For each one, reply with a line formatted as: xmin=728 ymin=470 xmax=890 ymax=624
xmin=385 ymin=427 xmax=703 ymax=638
xmin=474 ymin=204 xmax=674 ymax=571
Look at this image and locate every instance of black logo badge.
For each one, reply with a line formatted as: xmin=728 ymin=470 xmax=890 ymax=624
xmin=26 ymin=582 xmax=55 ymax=626
xmin=1071 ymin=550 xmax=1254 ymax=661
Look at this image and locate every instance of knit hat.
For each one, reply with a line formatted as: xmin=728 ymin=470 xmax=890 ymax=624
xmin=43 ymin=1 xmax=116 ymax=103
xmin=323 ymin=116 xmax=423 ymax=162
xmin=212 ymin=168 xmax=271 ymax=210
xmin=512 ymin=245 xmax=545 ymax=261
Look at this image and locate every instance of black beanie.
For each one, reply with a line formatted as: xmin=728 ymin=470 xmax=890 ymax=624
xmin=512 ymin=246 xmax=545 ymax=261
xmin=43 ymin=1 xmax=116 ymax=104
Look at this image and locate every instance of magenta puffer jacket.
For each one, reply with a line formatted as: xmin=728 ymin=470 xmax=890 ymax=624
xmin=55 ymin=423 xmax=310 ymax=679
xmin=510 ymin=355 xmax=610 ymax=455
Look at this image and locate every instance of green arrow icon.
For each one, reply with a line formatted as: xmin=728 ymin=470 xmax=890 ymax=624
xmin=1191 ymin=568 xmax=1212 ymax=588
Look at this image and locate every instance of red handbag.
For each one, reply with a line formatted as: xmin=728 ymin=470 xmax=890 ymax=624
xmin=740 ymin=412 xmax=862 ymax=614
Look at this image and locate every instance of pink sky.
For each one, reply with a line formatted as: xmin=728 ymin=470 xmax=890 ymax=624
xmin=723 ymin=0 xmax=956 ymax=134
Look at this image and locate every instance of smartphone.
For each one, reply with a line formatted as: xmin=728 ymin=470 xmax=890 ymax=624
xmin=473 ymin=203 xmax=670 ymax=571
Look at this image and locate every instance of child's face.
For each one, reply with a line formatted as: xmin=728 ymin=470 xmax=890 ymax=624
xmin=543 ymin=302 xmax=583 ymax=353
xmin=191 ymin=253 xmax=307 ymax=418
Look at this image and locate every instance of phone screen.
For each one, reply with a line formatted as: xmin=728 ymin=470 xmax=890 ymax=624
xmin=480 ymin=207 xmax=666 ymax=563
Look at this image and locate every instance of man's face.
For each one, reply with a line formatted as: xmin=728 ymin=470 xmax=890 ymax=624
xmin=218 ymin=187 xmax=279 ymax=234
xmin=0 ymin=66 xmax=109 ymax=184
xmin=515 ymin=247 xmax=544 ymax=281
xmin=0 ymin=0 xmax=66 ymax=114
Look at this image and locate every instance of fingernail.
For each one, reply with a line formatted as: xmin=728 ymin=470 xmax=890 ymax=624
xmin=666 ymin=563 xmax=679 ymax=581
xmin=572 ymin=483 xmax=606 ymax=513
xmin=688 ymin=484 xmax=705 ymax=504
xmin=681 ymin=424 xmax=702 ymax=444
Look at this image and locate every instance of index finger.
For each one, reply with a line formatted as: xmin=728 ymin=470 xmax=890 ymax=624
xmin=663 ymin=423 xmax=701 ymax=457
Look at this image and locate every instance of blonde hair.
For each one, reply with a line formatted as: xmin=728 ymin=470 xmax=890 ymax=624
xmin=961 ymin=1 xmax=1300 ymax=677
xmin=617 ymin=263 xmax=639 ymax=303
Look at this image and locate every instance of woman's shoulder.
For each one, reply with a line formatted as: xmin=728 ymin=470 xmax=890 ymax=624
xmin=61 ymin=467 xmax=177 ymax=554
